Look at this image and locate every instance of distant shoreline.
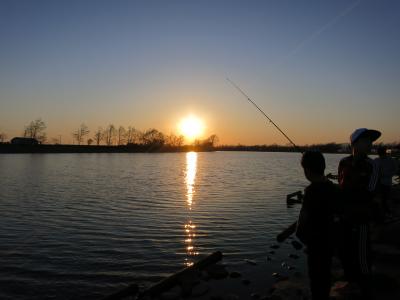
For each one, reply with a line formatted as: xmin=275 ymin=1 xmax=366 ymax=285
xmin=0 ymin=144 xmax=214 ymax=154
xmin=0 ymin=143 xmax=349 ymax=154
xmin=1 ymin=143 xmax=396 ymax=155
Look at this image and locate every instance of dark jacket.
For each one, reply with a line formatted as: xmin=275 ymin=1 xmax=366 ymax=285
xmin=296 ymin=180 xmax=342 ymax=247
xmin=338 ymin=155 xmax=379 ymax=223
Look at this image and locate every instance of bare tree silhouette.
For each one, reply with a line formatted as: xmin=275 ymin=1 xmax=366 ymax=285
xmin=0 ymin=132 xmax=7 ymax=143
xmin=126 ymin=126 xmax=135 ymax=144
xmin=93 ymin=127 xmax=104 ymax=146
xmin=103 ymin=124 xmax=116 ymax=146
xmin=72 ymin=124 xmax=90 ymax=145
xmin=117 ymin=126 xmax=126 ymax=145
xmin=165 ymin=133 xmax=185 ymax=147
xmin=204 ymin=134 xmax=219 ymax=147
xmin=24 ymin=118 xmax=47 ymax=143
xmin=141 ymin=128 xmax=165 ymax=146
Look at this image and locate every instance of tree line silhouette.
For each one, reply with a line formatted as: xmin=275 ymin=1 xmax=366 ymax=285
xmin=1 ymin=118 xmax=219 ymax=151
xmin=1 ymin=118 xmax=399 ymax=154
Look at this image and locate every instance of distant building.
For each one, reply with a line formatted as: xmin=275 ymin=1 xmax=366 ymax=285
xmin=11 ymin=137 xmax=39 ymax=145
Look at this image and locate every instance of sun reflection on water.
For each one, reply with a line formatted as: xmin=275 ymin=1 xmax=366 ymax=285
xmin=184 ymin=152 xmax=198 ymax=266
xmin=185 ymin=151 xmax=197 ymax=208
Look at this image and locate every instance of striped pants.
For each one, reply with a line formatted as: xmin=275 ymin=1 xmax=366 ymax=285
xmin=340 ymin=223 xmax=371 ymax=282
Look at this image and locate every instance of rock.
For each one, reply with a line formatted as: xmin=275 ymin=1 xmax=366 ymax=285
xmin=288 ymin=254 xmax=299 ymax=259
xmin=268 ymin=250 xmax=275 ymax=255
xmin=229 ymin=271 xmax=242 ymax=278
xmin=291 ymin=240 xmax=303 ymax=250
xmin=205 ymin=264 xmax=229 ymax=279
xmin=242 ymin=279 xmax=251 ymax=285
xmin=160 ymin=285 xmax=182 ymax=300
xmin=191 ymin=282 xmax=209 ymax=297
xmin=270 ymin=244 xmax=280 ymax=249
xmin=245 ymin=259 xmax=257 ymax=266
xmin=251 ymin=292 xmax=261 ymax=299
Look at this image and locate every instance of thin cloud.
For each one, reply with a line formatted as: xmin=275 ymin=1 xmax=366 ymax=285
xmin=285 ymin=0 xmax=362 ymax=59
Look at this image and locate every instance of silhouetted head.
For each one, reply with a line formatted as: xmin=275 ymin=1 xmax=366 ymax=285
xmin=377 ymin=146 xmax=387 ymax=157
xmin=350 ymin=128 xmax=381 ymax=156
xmin=301 ymin=150 xmax=325 ymax=181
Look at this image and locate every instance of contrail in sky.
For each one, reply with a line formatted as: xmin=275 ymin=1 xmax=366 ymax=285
xmin=285 ymin=0 xmax=362 ymax=59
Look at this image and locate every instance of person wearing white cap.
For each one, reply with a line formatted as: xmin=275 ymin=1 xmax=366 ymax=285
xmin=337 ymin=128 xmax=381 ymax=299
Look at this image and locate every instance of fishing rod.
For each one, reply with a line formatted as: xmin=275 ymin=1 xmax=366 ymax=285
xmin=227 ymin=78 xmax=303 ymax=243
xmin=226 ymin=78 xmax=303 ymax=154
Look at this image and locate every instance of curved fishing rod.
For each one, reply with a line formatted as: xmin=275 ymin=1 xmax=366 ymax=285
xmin=227 ymin=78 xmax=304 ymax=243
xmin=226 ymin=78 xmax=303 ymax=153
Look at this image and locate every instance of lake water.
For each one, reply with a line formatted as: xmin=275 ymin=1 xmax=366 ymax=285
xmin=0 ymin=152 xmax=345 ymax=299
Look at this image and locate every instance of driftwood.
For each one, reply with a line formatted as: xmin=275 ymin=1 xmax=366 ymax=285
xmin=276 ymin=221 xmax=297 ymax=243
xmin=102 ymin=251 xmax=223 ymax=300
xmin=139 ymin=251 xmax=223 ymax=299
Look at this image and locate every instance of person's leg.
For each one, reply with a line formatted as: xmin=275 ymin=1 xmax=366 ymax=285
xmin=358 ymin=224 xmax=374 ymax=299
xmin=308 ymin=247 xmax=332 ymax=300
xmin=340 ymin=224 xmax=361 ymax=282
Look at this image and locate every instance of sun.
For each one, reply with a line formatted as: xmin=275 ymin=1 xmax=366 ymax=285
xmin=179 ymin=116 xmax=204 ymax=141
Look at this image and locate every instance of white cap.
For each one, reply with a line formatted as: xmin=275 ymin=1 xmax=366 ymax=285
xmin=350 ymin=128 xmax=381 ymax=145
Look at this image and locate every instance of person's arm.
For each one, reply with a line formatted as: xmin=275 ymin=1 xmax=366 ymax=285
xmin=296 ymin=207 xmax=310 ymax=245
xmin=296 ymin=188 xmax=312 ymax=245
xmin=338 ymin=158 xmax=345 ymax=187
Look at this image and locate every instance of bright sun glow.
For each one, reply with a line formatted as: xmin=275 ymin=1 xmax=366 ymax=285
xmin=179 ymin=116 xmax=204 ymax=141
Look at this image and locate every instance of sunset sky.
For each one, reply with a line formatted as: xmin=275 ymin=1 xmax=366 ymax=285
xmin=0 ymin=0 xmax=399 ymax=145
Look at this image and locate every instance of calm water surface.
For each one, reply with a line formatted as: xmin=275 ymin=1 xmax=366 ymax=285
xmin=0 ymin=152 xmax=344 ymax=299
